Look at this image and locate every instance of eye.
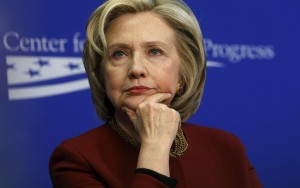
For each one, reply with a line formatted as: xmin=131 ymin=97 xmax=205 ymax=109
xmin=148 ymin=48 xmax=163 ymax=56
xmin=111 ymin=50 xmax=126 ymax=59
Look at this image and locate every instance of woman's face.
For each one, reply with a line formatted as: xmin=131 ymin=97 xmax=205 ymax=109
xmin=104 ymin=12 xmax=180 ymax=114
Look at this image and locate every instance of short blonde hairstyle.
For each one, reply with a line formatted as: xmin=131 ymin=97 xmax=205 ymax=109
xmin=83 ymin=0 xmax=206 ymax=122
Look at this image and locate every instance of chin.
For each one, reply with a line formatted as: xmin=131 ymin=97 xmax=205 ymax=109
xmin=122 ymin=97 xmax=147 ymax=111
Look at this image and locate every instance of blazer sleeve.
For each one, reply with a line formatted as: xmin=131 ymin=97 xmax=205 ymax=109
xmin=230 ymin=133 xmax=263 ymax=188
xmin=49 ymin=143 xmax=175 ymax=188
xmin=49 ymin=143 xmax=107 ymax=188
xmin=246 ymin=158 xmax=263 ymax=188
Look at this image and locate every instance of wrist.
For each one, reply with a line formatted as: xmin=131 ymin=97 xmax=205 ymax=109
xmin=137 ymin=143 xmax=171 ymax=177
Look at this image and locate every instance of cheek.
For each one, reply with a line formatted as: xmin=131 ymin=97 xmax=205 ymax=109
xmin=104 ymin=73 xmax=124 ymax=98
xmin=157 ymin=76 xmax=178 ymax=106
xmin=158 ymin=66 xmax=180 ymax=94
xmin=104 ymin=65 xmax=125 ymax=89
xmin=103 ymin=67 xmax=122 ymax=99
xmin=104 ymin=75 xmax=123 ymax=108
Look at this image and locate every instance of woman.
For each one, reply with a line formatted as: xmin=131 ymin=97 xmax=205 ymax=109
xmin=49 ymin=0 xmax=262 ymax=187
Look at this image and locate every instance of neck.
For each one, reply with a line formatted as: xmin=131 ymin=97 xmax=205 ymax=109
xmin=114 ymin=110 xmax=141 ymax=143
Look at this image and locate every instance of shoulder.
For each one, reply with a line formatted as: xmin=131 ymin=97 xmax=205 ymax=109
xmin=182 ymin=122 xmax=245 ymax=153
xmin=51 ymin=123 xmax=115 ymax=159
xmin=182 ymin=122 xmax=237 ymax=138
xmin=49 ymin=122 xmax=120 ymax=169
xmin=62 ymin=122 xmax=113 ymax=146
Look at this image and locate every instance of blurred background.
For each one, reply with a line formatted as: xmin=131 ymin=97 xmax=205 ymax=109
xmin=1 ymin=0 xmax=299 ymax=187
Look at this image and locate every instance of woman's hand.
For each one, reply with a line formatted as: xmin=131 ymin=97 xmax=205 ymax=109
xmin=123 ymin=93 xmax=181 ymax=176
xmin=123 ymin=93 xmax=180 ymax=149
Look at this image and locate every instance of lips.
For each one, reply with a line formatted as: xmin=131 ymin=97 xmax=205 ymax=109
xmin=126 ymin=86 xmax=151 ymax=95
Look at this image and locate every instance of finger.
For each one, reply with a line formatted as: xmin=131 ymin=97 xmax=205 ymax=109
xmin=142 ymin=93 xmax=172 ymax=104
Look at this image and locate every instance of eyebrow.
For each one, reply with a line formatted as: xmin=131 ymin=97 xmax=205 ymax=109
xmin=107 ymin=43 xmax=130 ymax=51
xmin=107 ymin=41 xmax=169 ymax=50
xmin=142 ymin=41 xmax=169 ymax=49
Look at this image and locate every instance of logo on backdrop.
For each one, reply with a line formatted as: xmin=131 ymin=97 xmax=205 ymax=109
xmin=2 ymin=31 xmax=276 ymax=100
xmin=6 ymin=56 xmax=88 ymax=100
xmin=204 ymin=39 xmax=275 ymax=67
xmin=3 ymin=31 xmax=88 ymax=100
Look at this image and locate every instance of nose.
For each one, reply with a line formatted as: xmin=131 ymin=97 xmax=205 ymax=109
xmin=128 ymin=52 xmax=147 ymax=79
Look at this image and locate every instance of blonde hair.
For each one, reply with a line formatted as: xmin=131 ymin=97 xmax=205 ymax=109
xmin=83 ymin=0 xmax=206 ymax=121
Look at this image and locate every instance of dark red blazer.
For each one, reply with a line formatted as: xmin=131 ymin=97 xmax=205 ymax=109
xmin=49 ymin=123 xmax=262 ymax=188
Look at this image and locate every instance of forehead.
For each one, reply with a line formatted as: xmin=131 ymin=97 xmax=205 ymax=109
xmin=105 ymin=12 xmax=176 ymax=45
